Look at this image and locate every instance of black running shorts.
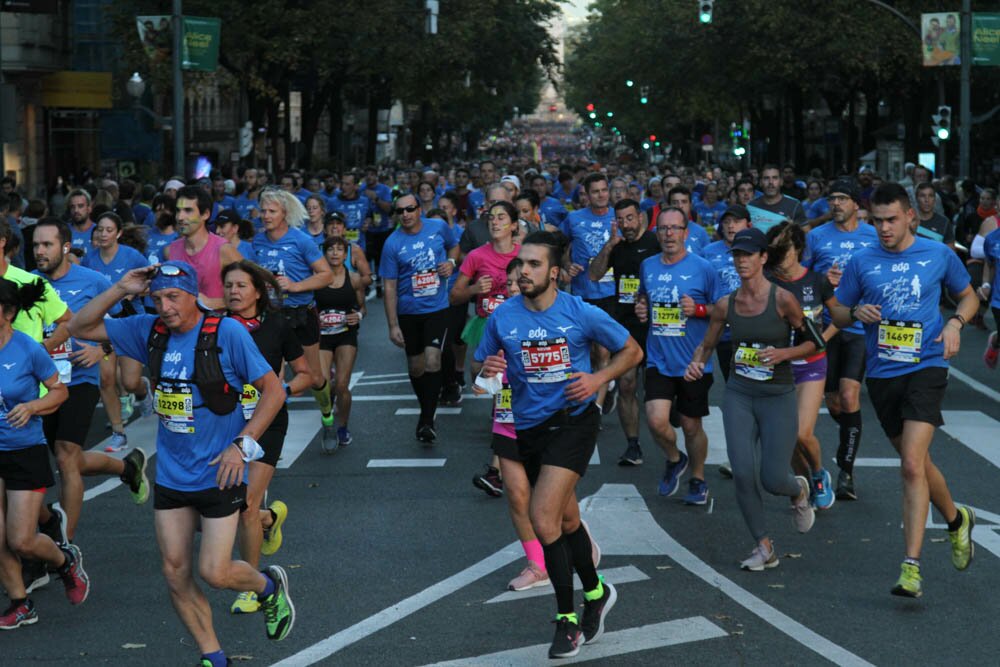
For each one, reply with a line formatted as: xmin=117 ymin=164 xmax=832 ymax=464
xmin=154 ymin=483 xmax=248 ymax=518
xmin=44 ymin=382 xmax=100 ymax=449
xmin=644 ymin=367 xmax=713 ymax=418
xmin=398 ymin=308 xmax=449 ymax=357
xmin=0 ymin=445 xmax=54 ymax=491
xmin=825 ymin=331 xmax=866 ymax=392
xmin=283 ymin=306 xmax=321 ymax=347
xmin=866 ymin=367 xmax=948 ymax=439
xmin=515 ymin=403 xmax=600 ymax=485
xmin=491 ymin=433 xmax=521 ymax=462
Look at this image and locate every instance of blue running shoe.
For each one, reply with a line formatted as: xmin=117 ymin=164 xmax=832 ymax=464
xmin=812 ymin=468 xmax=836 ymax=510
xmin=683 ymin=478 xmax=709 ymax=505
xmin=337 ymin=426 xmax=352 ymax=447
xmin=658 ymin=451 xmax=688 ymax=496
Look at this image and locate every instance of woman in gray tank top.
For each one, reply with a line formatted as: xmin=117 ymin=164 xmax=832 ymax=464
xmin=684 ymin=228 xmax=822 ymax=572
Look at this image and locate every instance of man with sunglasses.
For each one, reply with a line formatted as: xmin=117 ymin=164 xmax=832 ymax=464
xmin=380 ymin=193 xmax=459 ymax=442
xmin=69 ymin=260 xmax=296 ymax=667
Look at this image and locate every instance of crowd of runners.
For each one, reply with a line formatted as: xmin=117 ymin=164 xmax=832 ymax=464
xmin=0 ymin=153 xmax=995 ymax=661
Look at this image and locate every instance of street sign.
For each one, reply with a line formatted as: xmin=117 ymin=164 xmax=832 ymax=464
xmin=136 ymin=15 xmax=221 ymax=71
xmin=972 ymin=13 xmax=1000 ymax=65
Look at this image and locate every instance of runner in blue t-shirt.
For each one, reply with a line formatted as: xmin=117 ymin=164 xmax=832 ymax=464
xmin=66 ymin=190 xmax=96 ymax=256
xmin=31 ymin=219 xmax=147 ymax=546
xmin=379 ymin=194 xmax=458 ymax=443
xmin=69 ymin=260 xmax=296 ymax=663
xmin=634 ymin=207 xmax=721 ymax=505
xmin=328 ymin=172 xmax=374 ymax=250
xmin=475 ymin=230 xmax=641 ymax=659
xmin=830 ymin=183 xmax=978 ymax=599
xmin=252 ymin=189 xmax=336 ymax=450
xmin=665 ymin=186 xmax=710 ymax=256
xmin=693 ymin=182 xmax=728 ymax=230
xmin=978 ymin=227 xmax=1000 ymax=368
xmin=803 ymin=179 xmax=879 ymax=501
xmin=563 ymin=174 xmax=618 ymax=414
xmin=361 ymin=167 xmax=395 ymax=293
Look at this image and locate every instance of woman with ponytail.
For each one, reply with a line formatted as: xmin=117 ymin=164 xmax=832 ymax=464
xmin=0 ymin=278 xmax=90 ymax=630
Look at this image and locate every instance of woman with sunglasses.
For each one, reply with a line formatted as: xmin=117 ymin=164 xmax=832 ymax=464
xmin=222 ymin=260 xmax=311 ymax=615
xmin=315 ymin=237 xmax=365 ymax=451
xmin=252 ymin=189 xmax=337 ymax=452
xmin=0 ymin=277 xmax=87 ymax=630
xmin=82 ymin=212 xmax=153 ymax=451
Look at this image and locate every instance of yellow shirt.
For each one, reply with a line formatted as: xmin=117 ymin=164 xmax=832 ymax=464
xmin=2 ymin=263 xmax=69 ymax=341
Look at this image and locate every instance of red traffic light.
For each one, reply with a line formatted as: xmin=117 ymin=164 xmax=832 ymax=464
xmin=585 ymin=103 xmax=595 ymax=112
xmin=649 ymin=134 xmax=656 ymax=141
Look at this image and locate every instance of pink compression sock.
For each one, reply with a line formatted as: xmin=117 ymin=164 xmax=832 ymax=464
xmin=522 ymin=539 xmax=547 ymax=572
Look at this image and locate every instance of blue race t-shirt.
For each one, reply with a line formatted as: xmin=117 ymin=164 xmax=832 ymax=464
xmin=835 ymin=237 xmax=970 ymax=379
xmin=252 ymin=227 xmax=325 ymax=308
xmin=639 ymin=253 xmax=720 ymax=376
xmin=34 ymin=264 xmax=120 ymax=387
xmin=684 ymin=223 xmax=711 ymax=257
xmin=133 ymin=203 xmax=155 ymax=228
xmin=210 ymin=197 xmax=237 ymax=221
xmin=564 ymin=207 xmax=615 ymax=299
xmin=362 ymin=183 xmax=394 ymax=231
xmin=233 ymin=193 xmax=260 ymax=220
xmin=379 ymin=218 xmax=457 ymax=315
xmin=540 ymin=196 xmax=568 ymax=227
xmin=803 ymin=197 xmax=830 ymax=221
xmin=474 ymin=291 xmax=630 ymax=428
xmin=467 ymin=189 xmax=488 ymax=222
xmin=0 ymin=331 xmax=57 ymax=451
xmin=804 ymin=221 xmax=879 ymax=334
xmin=146 ymin=229 xmax=179 ymax=265
xmin=329 ymin=194 xmax=374 ymax=248
xmin=237 ymin=239 xmax=255 ymax=259
xmin=701 ymin=240 xmax=740 ymax=342
xmin=983 ymin=228 xmax=1000 ymax=310
xmin=70 ymin=223 xmax=95 ymax=256
xmin=694 ymin=201 xmax=728 ymax=230
xmin=105 ymin=314 xmax=272 ymax=491
xmin=82 ymin=244 xmax=149 ymax=284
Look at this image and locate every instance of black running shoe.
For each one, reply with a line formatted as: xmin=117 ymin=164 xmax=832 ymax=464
xmin=835 ymin=470 xmax=857 ymax=501
xmin=581 ymin=578 xmax=617 ymax=644
xmin=548 ymin=616 xmax=583 ymax=659
xmin=416 ymin=423 xmax=437 ymax=444
xmin=472 ymin=465 xmax=503 ymax=497
xmin=40 ymin=504 xmax=67 ymax=546
xmin=601 ymin=381 xmax=618 ymax=416
xmin=23 ymin=559 xmax=49 ymax=594
xmin=618 ymin=443 xmax=643 ymax=466
xmin=439 ymin=383 xmax=463 ymax=406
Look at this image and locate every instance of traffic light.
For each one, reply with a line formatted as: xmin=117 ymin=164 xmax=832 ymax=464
xmin=625 ymin=80 xmax=634 ymax=88
xmin=606 ymin=111 xmax=614 ymax=118
xmin=932 ymin=105 xmax=951 ymax=143
xmin=642 ymin=141 xmax=651 ymax=150
xmin=698 ymin=0 xmax=713 ymax=23
xmin=640 ymin=85 xmax=649 ymax=105
xmin=730 ymin=122 xmax=747 ymax=156
xmin=585 ymin=103 xmax=595 ymax=112
xmin=589 ymin=111 xmax=597 ymax=120
xmin=649 ymin=134 xmax=657 ymax=142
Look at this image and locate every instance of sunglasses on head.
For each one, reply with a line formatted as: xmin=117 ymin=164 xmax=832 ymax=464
xmin=154 ymin=264 xmax=190 ymax=278
xmin=394 ymin=205 xmax=419 ymax=214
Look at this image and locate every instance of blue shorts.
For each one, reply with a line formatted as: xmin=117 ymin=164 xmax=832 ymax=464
xmin=792 ymin=355 xmax=828 ymax=385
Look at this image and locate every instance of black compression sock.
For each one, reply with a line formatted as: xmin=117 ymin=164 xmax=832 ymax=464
xmin=422 ymin=370 xmax=443 ymax=421
xmin=627 ymin=436 xmax=639 ymax=447
xmin=948 ymin=511 xmax=963 ymax=532
xmin=542 ymin=535 xmax=576 ymax=615
xmin=836 ymin=411 xmax=862 ymax=473
xmin=565 ymin=525 xmax=599 ymax=592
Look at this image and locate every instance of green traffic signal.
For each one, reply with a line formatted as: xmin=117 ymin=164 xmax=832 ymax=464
xmin=640 ymin=96 xmax=648 ymax=104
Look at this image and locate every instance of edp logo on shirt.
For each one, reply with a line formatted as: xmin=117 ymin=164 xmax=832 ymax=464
xmin=528 ymin=327 xmax=548 ymax=338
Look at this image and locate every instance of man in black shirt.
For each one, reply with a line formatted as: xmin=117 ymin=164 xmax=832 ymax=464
xmin=915 ymin=182 xmax=956 ymax=248
xmin=749 ymin=164 xmax=807 ymax=229
xmin=588 ymin=198 xmax=658 ymax=465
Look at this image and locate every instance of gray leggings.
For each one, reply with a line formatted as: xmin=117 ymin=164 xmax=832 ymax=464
xmin=723 ymin=382 xmax=800 ymax=542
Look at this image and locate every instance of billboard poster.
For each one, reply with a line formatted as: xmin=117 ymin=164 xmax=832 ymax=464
xmin=922 ymin=12 xmax=961 ymax=66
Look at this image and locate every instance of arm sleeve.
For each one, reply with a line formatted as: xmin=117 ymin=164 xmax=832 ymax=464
xmin=970 ymin=234 xmax=986 ymax=259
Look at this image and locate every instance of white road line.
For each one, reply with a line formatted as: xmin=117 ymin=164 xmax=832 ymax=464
xmin=348 ymin=371 xmax=365 ymax=390
xmin=288 ymin=393 xmax=492 ymax=403
xmin=841 ymin=457 xmax=899 ymax=467
xmin=275 ymin=410 xmax=320 ymax=469
xmin=357 ymin=372 xmax=411 ymax=380
xmin=949 ymin=367 xmax=1000 ymax=403
xmin=395 ymin=407 xmax=462 ymax=416
xmin=367 ymin=459 xmax=447 ymax=468
xmin=354 ymin=379 xmax=413 ymax=386
xmin=941 ymin=411 xmax=1000 ymax=469
xmin=421 ymin=617 xmax=727 ymax=667
xmin=590 ymin=445 xmax=600 ymax=465
xmin=580 ymin=484 xmax=874 ymax=667
xmin=269 ymin=544 xmax=524 ymax=666
xmin=485 ymin=564 xmax=648 ymax=604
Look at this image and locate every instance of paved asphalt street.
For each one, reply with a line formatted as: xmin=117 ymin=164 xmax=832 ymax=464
xmin=4 ymin=296 xmax=999 ymax=666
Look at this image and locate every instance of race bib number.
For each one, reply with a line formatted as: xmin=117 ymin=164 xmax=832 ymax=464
xmin=494 ymin=386 xmax=514 ymax=424
xmin=618 ymin=275 xmax=640 ymax=304
xmin=520 ymin=337 xmax=571 ymax=383
xmin=878 ymin=319 xmax=922 ymax=363
xmin=734 ymin=342 xmax=774 ymax=381
xmin=345 ymin=229 xmax=360 ymax=243
xmin=411 ymin=269 xmax=439 ymax=297
xmin=599 ymin=267 xmax=615 ymax=284
xmin=154 ymin=383 xmax=194 ymax=433
xmin=47 ymin=338 xmax=72 ymax=383
xmin=319 ymin=309 xmax=348 ymax=336
xmin=241 ymin=384 xmax=259 ymax=420
xmin=802 ymin=305 xmax=822 ymax=324
xmin=480 ymin=293 xmax=505 ymax=316
xmin=651 ymin=301 xmax=686 ymax=337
